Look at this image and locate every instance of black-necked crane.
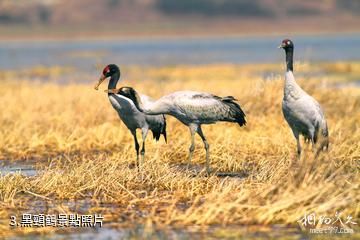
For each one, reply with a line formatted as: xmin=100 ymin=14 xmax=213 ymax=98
xmin=279 ymin=39 xmax=329 ymax=157
xmin=118 ymin=87 xmax=246 ymax=174
xmin=94 ymin=64 xmax=167 ymax=170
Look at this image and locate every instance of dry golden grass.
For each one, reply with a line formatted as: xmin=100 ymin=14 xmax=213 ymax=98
xmin=0 ymin=62 xmax=359 ymax=238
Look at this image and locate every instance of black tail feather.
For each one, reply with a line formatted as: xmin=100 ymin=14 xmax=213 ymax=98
xmin=151 ymin=115 xmax=167 ymax=143
xmin=151 ymin=129 xmax=161 ymax=141
xmin=221 ymin=96 xmax=246 ymax=127
xmin=161 ymin=115 xmax=167 ymax=143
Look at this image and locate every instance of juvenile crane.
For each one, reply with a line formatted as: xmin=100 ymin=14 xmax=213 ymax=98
xmin=94 ymin=64 xmax=167 ymax=169
xmin=279 ymin=39 xmax=329 ymax=157
xmin=121 ymin=88 xmax=246 ymax=174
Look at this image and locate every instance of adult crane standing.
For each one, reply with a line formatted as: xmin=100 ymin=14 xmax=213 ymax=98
xmin=120 ymin=88 xmax=246 ymax=174
xmin=279 ymin=39 xmax=329 ymax=157
xmin=94 ymin=64 xmax=167 ymax=170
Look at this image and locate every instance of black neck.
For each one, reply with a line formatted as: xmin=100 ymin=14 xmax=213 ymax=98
xmin=108 ymin=71 xmax=120 ymax=90
xmin=285 ymin=47 xmax=294 ymax=72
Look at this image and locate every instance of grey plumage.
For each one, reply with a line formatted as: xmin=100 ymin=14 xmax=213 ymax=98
xmin=116 ymin=88 xmax=167 ymax=142
xmin=95 ymin=65 xmax=166 ymax=170
xmin=124 ymin=88 xmax=246 ymax=174
xmin=279 ymin=39 xmax=329 ymax=157
xmin=109 ymin=90 xmax=167 ymax=142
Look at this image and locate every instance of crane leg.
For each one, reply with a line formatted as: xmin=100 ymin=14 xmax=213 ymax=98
xmin=311 ymin=137 xmax=316 ymax=153
xmin=132 ymin=130 xmax=140 ymax=172
xmin=197 ymin=126 xmax=211 ymax=175
xmin=296 ymin=136 xmax=302 ymax=158
xmin=291 ymin=130 xmax=301 ymax=158
xmin=309 ymin=128 xmax=319 ymax=155
xmin=187 ymin=124 xmax=197 ymax=167
xmin=140 ymin=128 xmax=148 ymax=167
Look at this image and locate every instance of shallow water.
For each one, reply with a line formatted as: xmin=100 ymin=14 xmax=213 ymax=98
xmin=0 ymin=160 xmax=39 ymax=177
xmin=0 ymin=34 xmax=359 ymax=75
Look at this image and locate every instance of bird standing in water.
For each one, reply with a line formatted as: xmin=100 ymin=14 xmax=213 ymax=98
xmin=94 ymin=64 xmax=167 ymax=170
xmin=279 ymin=39 xmax=329 ymax=157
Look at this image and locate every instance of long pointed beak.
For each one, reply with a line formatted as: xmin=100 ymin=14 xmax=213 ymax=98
xmin=278 ymin=44 xmax=284 ymax=49
xmin=94 ymin=75 xmax=106 ymax=90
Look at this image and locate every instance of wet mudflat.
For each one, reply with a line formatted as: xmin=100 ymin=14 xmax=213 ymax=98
xmin=0 ymin=160 xmax=40 ymax=177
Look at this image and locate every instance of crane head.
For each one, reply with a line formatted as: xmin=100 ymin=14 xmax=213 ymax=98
xmin=278 ymin=39 xmax=294 ymax=50
xmin=94 ymin=64 xmax=120 ymax=90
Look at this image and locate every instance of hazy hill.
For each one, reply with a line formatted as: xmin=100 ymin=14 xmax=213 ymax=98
xmin=0 ymin=0 xmax=359 ymax=37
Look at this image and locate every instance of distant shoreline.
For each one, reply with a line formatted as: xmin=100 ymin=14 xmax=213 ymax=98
xmin=0 ymin=16 xmax=359 ymax=41
xmin=0 ymin=30 xmax=359 ymax=42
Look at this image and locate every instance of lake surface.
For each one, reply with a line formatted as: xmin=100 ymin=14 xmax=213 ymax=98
xmin=0 ymin=34 xmax=359 ymax=74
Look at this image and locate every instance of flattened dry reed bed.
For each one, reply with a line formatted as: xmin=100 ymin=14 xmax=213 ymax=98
xmin=0 ymin=62 xmax=359 ymax=237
